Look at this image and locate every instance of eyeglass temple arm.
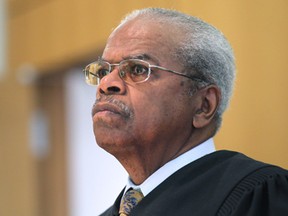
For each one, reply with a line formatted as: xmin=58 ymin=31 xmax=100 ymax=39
xmin=151 ymin=65 xmax=204 ymax=82
xmin=83 ymin=69 xmax=98 ymax=77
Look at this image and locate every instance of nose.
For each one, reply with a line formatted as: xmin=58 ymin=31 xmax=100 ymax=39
xmin=98 ymin=69 xmax=126 ymax=95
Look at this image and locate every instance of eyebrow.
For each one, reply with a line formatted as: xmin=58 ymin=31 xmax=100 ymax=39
xmin=100 ymin=53 xmax=160 ymax=65
xmin=123 ymin=54 xmax=152 ymax=61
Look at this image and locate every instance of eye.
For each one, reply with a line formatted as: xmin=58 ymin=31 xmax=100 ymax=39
xmin=96 ymin=68 xmax=110 ymax=79
xmin=119 ymin=60 xmax=150 ymax=83
xmin=130 ymin=64 xmax=149 ymax=77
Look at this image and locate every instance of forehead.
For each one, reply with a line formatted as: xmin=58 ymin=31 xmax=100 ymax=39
xmin=102 ymin=17 xmax=182 ymax=63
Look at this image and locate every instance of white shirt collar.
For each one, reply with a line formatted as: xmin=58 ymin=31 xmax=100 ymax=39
xmin=125 ymin=138 xmax=215 ymax=196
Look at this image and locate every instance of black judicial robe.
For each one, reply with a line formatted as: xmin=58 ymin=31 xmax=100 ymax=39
xmin=100 ymin=150 xmax=288 ymax=216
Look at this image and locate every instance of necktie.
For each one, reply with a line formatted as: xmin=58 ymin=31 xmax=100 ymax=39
xmin=119 ymin=189 xmax=144 ymax=216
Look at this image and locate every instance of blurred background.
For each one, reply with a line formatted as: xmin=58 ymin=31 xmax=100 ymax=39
xmin=0 ymin=0 xmax=287 ymax=215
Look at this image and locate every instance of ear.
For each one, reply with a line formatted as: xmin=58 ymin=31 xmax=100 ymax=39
xmin=192 ymin=85 xmax=221 ymax=129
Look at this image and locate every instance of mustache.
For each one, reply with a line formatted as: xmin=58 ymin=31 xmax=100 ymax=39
xmin=92 ymin=95 xmax=134 ymax=118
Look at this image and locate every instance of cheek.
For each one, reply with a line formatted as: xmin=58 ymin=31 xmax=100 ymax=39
xmin=132 ymin=93 xmax=174 ymax=128
xmin=129 ymin=80 xmax=192 ymax=129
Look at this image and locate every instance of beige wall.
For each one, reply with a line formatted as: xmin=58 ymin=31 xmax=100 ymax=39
xmin=1 ymin=0 xmax=288 ymax=215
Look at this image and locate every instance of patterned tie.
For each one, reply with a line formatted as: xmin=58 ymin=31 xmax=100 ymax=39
xmin=119 ymin=189 xmax=144 ymax=216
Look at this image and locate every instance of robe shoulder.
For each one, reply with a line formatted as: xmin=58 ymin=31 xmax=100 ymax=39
xmin=217 ymin=165 xmax=288 ymax=216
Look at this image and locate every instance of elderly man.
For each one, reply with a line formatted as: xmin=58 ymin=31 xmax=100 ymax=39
xmin=83 ymin=8 xmax=288 ymax=216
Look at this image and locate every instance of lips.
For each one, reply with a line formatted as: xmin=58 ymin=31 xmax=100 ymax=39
xmin=93 ymin=103 xmax=119 ymax=116
xmin=92 ymin=102 xmax=130 ymax=119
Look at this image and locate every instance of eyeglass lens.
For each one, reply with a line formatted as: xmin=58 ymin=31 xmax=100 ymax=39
xmin=84 ymin=59 xmax=151 ymax=85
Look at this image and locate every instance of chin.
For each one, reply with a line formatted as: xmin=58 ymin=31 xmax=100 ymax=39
xmin=94 ymin=129 xmax=135 ymax=154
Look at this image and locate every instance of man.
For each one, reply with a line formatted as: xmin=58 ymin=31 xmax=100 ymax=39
xmin=83 ymin=8 xmax=288 ymax=216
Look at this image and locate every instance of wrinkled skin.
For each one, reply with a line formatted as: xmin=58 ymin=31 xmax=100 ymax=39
xmin=92 ymin=17 xmax=219 ymax=184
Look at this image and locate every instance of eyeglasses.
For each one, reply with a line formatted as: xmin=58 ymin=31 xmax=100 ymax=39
xmin=83 ymin=58 xmax=202 ymax=85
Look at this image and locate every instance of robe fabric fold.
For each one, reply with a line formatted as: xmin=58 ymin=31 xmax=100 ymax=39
xmin=100 ymin=150 xmax=288 ymax=216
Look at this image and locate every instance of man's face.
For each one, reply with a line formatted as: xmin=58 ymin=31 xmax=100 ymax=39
xmin=92 ymin=18 xmax=197 ymax=161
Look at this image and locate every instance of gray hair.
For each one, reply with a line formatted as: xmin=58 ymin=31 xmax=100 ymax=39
xmin=120 ymin=8 xmax=236 ymax=131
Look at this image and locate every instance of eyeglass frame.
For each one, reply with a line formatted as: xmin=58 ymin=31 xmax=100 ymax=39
xmin=83 ymin=58 xmax=206 ymax=85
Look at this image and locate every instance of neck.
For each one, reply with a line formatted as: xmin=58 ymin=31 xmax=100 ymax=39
xmin=115 ymin=127 xmax=215 ymax=185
